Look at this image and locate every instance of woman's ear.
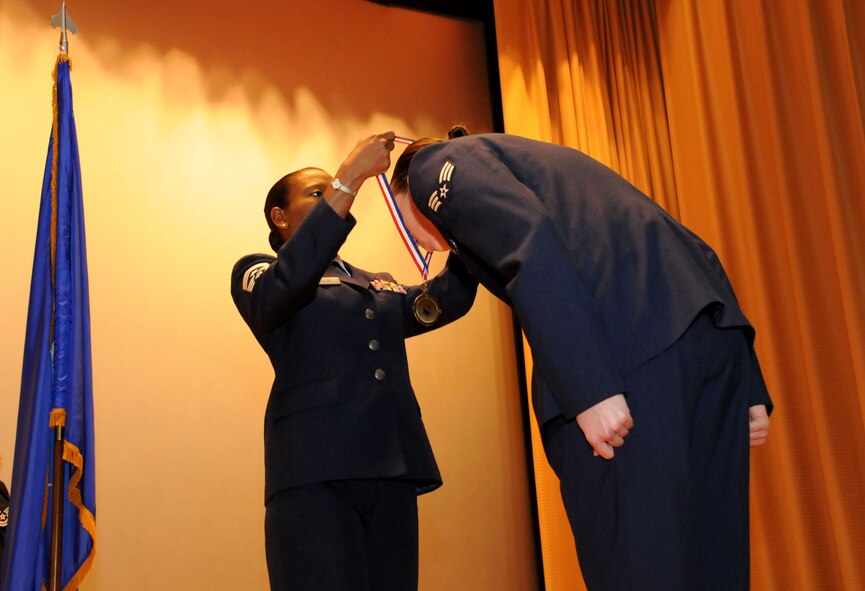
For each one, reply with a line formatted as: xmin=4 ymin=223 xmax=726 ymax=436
xmin=270 ymin=206 xmax=287 ymax=229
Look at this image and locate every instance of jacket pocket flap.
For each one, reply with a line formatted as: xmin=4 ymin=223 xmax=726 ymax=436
xmin=271 ymin=378 xmax=340 ymax=418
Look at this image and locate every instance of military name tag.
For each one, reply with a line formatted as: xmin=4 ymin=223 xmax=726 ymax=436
xmin=319 ymin=277 xmax=341 ymax=286
xmin=413 ymin=292 xmax=441 ymax=327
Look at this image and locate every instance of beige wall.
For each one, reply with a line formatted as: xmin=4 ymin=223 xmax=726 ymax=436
xmin=0 ymin=0 xmax=537 ymax=588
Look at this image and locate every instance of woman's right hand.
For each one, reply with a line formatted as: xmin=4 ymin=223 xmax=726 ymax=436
xmin=338 ymin=131 xmax=397 ymax=188
xmin=324 ymin=132 xmax=396 ymax=218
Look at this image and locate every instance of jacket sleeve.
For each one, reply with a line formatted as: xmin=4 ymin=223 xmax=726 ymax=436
xmin=413 ymin=141 xmax=625 ymax=418
xmin=401 ymin=253 xmax=479 ymax=338
xmin=231 ymin=199 xmax=355 ymax=335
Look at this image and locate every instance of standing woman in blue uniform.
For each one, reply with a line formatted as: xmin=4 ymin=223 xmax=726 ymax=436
xmin=390 ymin=127 xmax=772 ymax=591
xmin=231 ymin=132 xmax=477 ymax=591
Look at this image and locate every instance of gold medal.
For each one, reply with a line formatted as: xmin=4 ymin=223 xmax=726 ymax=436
xmin=413 ymin=283 xmax=441 ymax=327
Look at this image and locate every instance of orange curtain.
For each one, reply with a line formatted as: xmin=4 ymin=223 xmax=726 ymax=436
xmin=494 ymin=0 xmax=865 ymax=589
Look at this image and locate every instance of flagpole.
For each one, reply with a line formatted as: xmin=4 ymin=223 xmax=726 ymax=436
xmin=47 ymin=4 xmax=78 ymax=589
xmin=49 ymin=426 xmax=66 ymax=591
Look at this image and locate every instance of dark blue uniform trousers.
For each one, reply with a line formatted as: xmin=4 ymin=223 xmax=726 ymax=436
xmin=542 ymin=313 xmax=754 ymax=590
xmin=264 ymin=479 xmax=419 ymax=591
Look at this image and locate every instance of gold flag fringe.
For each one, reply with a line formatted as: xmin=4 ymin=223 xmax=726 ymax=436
xmin=60 ymin=440 xmax=96 ymax=591
xmin=49 ymin=54 xmax=67 ymax=292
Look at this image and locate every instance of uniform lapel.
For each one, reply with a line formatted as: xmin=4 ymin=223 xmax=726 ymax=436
xmin=332 ymin=262 xmax=372 ymax=292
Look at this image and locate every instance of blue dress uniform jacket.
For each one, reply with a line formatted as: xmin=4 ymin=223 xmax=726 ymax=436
xmin=409 ymin=134 xmax=771 ymax=590
xmin=408 ymin=133 xmax=772 ymax=425
xmin=231 ymin=199 xmax=477 ymax=504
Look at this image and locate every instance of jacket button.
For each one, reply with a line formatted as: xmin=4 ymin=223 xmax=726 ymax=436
xmin=374 ymin=369 xmax=386 ymax=381
xmin=369 ymin=339 xmax=380 ymax=351
xmin=365 ymin=308 xmax=376 ymax=320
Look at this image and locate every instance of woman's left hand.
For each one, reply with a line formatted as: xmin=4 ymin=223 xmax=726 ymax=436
xmin=749 ymin=404 xmax=770 ymax=446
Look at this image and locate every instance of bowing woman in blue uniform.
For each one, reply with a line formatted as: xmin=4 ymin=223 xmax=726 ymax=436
xmin=231 ymin=132 xmax=477 ymax=591
xmin=390 ymin=127 xmax=772 ymax=591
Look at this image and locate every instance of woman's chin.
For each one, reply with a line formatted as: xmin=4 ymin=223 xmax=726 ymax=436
xmin=418 ymin=237 xmax=450 ymax=252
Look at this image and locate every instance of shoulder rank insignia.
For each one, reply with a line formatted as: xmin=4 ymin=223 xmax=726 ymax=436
xmin=242 ymin=261 xmax=271 ymax=292
xmin=370 ymin=278 xmax=407 ymax=294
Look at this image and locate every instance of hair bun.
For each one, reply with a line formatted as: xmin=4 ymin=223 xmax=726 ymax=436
xmin=447 ymin=125 xmax=470 ymax=139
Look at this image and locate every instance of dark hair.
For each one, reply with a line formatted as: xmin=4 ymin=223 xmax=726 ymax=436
xmin=448 ymin=125 xmax=470 ymax=139
xmin=390 ymin=125 xmax=469 ymax=194
xmin=263 ymin=167 xmax=317 ymax=252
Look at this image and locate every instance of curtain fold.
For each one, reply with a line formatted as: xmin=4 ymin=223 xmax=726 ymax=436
xmin=495 ymin=0 xmax=677 ymax=209
xmin=494 ymin=0 xmax=865 ymax=588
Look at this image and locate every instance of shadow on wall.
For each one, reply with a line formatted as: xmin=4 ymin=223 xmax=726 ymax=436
xmin=21 ymin=0 xmax=489 ymax=127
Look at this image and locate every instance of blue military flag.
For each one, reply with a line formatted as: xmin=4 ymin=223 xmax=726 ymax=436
xmin=1 ymin=55 xmax=96 ymax=591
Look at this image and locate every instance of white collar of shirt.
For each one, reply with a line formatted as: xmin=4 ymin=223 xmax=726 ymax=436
xmin=331 ymin=256 xmax=350 ymax=276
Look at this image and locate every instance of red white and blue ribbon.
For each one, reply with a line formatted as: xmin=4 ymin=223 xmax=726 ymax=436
xmin=376 ymin=135 xmax=432 ymax=280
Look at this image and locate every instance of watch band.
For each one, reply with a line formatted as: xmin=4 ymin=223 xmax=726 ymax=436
xmin=331 ymin=178 xmax=357 ymax=197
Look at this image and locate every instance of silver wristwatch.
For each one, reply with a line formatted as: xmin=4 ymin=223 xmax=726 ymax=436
xmin=331 ymin=178 xmax=357 ymax=197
